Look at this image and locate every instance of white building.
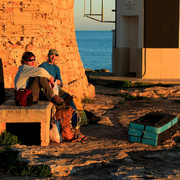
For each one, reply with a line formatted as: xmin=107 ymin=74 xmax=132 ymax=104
xmin=84 ymin=0 xmax=180 ymax=79
xmin=113 ymin=0 xmax=180 ymax=79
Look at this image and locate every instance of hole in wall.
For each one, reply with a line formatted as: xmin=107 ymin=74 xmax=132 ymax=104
xmin=6 ymin=123 xmax=41 ymax=146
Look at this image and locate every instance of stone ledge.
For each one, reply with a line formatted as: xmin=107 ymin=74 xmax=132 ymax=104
xmin=0 ymin=100 xmax=54 ymax=146
xmin=0 ymin=100 xmax=53 ymax=123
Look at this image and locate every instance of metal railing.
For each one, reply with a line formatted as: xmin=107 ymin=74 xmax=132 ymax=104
xmin=84 ymin=0 xmax=115 ymax=23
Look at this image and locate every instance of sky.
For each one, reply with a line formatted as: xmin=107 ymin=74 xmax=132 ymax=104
xmin=74 ymin=0 xmax=115 ymax=30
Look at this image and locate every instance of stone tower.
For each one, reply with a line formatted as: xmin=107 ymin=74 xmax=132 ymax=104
xmin=0 ymin=0 xmax=95 ymax=98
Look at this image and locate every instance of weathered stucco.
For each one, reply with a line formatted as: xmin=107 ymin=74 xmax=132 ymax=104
xmin=0 ymin=0 xmax=95 ymax=98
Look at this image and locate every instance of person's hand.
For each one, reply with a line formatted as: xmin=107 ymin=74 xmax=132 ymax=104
xmin=56 ymin=79 xmax=61 ymax=85
xmin=49 ymin=76 xmax=54 ymax=89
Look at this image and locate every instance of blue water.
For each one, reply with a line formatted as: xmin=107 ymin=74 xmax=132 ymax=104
xmin=75 ymin=31 xmax=112 ymax=72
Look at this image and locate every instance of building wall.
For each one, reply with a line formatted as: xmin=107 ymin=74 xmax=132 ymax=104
xmin=113 ymin=0 xmax=143 ymax=77
xmin=113 ymin=47 xmax=142 ymax=77
xmin=0 ymin=0 xmax=95 ymax=98
xmin=142 ymin=0 xmax=180 ymax=79
xmin=116 ymin=0 xmax=144 ymax=48
xmin=142 ymin=48 xmax=180 ymax=79
xmin=112 ymin=47 xmax=130 ymax=76
xmin=144 ymin=0 xmax=179 ymax=48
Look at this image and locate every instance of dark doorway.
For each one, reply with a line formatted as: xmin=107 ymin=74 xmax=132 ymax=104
xmin=6 ymin=123 xmax=41 ymax=146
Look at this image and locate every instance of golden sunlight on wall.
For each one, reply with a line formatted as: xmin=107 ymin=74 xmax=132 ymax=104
xmin=0 ymin=0 xmax=95 ymax=98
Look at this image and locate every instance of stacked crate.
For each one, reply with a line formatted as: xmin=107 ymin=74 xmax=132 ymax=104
xmin=128 ymin=112 xmax=178 ymax=146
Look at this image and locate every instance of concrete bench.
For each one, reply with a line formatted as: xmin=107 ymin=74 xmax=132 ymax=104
xmin=0 ymin=100 xmax=54 ymax=146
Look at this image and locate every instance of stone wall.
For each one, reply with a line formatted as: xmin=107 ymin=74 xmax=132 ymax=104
xmin=0 ymin=0 xmax=95 ymax=99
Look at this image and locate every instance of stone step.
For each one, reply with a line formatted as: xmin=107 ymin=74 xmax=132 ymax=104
xmin=0 ymin=100 xmax=54 ymax=146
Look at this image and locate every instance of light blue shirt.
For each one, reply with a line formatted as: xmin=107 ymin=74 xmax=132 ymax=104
xmin=39 ymin=62 xmax=63 ymax=86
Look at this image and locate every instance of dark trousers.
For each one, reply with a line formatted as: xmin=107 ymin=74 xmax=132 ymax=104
xmin=27 ymin=77 xmax=55 ymax=102
xmin=59 ymin=89 xmax=73 ymax=106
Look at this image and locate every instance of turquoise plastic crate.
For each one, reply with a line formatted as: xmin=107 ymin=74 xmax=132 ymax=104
xmin=128 ymin=112 xmax=178 ymax=146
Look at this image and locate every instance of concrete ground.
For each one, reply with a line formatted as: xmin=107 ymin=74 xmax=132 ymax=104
xmin=1 ymin=73 xmax=180 ymax=179
xmin=86 ymin=71 xmax=180 ymax=87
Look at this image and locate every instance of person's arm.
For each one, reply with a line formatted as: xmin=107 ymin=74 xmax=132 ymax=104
xmin=49 ymin=76 xmax=55 ymax=88
xmin=56 ymin=79 xmax=61 ymax=85
xmin=56 ymin=67 xmax=63 ymax=87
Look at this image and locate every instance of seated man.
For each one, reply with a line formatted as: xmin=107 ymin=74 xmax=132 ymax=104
xmin=14 ymin=51 xmax=64 ymax=107
xmin=39 ymin=49 xmax=73 ymax=107
xmin=39 ymin=49 xmax=63 ymax=95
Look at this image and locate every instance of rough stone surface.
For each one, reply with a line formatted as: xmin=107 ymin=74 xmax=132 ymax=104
xmin=0 ymin=100 xmax=54 ymax=146
xmin=0 ymin=100 xmax=53 ymax=123
xmin=119 ymin=85 xmax=180 ymax=99
xmin=0 ymin=0 xmax=95 ymax=99
xmin=2 ymin=84 xmax=180 ymax=179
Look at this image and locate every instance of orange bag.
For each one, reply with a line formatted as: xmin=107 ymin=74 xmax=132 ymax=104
xmin=55 ymin=107 xmax=75 ymax=141
xmin=55 ymin=107 xmax=86 ymax=142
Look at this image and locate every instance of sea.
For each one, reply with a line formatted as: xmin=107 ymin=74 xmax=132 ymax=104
xmin=75 ymin=31 xmax=113 ymax=72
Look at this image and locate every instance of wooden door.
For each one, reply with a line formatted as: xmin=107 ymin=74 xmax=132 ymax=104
xmin=129 ymin=16 xmax=138 ymax=75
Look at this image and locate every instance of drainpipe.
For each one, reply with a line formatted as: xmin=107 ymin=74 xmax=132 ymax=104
xmin=115 ymin=0 xmax=117 ymax=48
xmin=142 ymin=0 xmax=146 ymax=77
xmin=112 ymin=0 xmax=117 ymax=74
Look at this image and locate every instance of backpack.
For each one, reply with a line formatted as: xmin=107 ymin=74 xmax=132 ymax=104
xmin=55 ymin=107 xmax=86 ymax=142
xmin=15 ymin=89 xmax=33 ymax=107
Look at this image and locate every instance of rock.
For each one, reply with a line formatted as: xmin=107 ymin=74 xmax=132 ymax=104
xmin=124 ymin=157 xmax=134 ymax=163
xmin=85 ymin=69 xmax=96 ymax=73
xmin=115 ymin=151 xmax=129 ymax=159
xmin=1 ymin=85 xmax=180 ymax=179
xmin=101 ymin=69 xmax=111 ymax=72
xmin=118 ymin=90 xmax=128 ymax=94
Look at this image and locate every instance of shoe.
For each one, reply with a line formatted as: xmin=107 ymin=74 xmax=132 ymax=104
xmin=32 ymin=101 xmax=38 ymax=105
xmin=56 ymin=102 xmax=66 ymax=110
xmin=51 ymin=95 xmax=64 ymax=105
xmin=84 ymin=110 xmax=101 ymax=125
xmin=88 ymin=116 xmax=101 ymax=124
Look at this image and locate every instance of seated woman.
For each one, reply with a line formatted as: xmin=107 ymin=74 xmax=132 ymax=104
xmin=14 ymin=51 xmax=64 ymax=107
